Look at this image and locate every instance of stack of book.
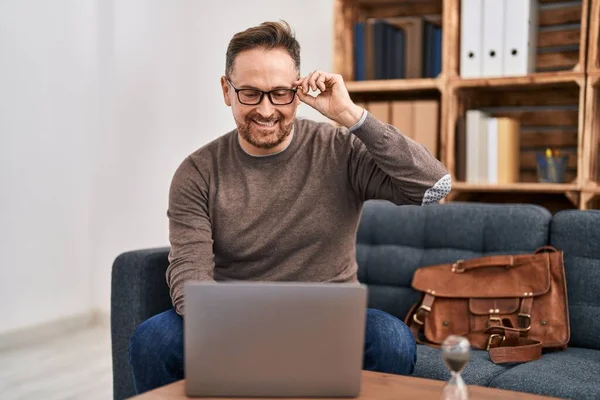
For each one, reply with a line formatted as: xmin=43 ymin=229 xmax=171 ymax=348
xmin=456 ymin=110 xmax=521 ymax=184
xmin=353 ymin=16 xmax=442 ymax=80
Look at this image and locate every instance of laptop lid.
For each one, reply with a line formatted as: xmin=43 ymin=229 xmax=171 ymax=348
xmin=184 ymin=281 xmax=367 ymax=397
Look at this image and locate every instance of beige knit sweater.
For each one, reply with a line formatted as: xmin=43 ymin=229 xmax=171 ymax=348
xmin=166 ymin=111 xmax=451 ymax=315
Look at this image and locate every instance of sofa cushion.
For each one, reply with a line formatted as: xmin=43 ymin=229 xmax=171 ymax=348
xmin=550 ymin=210 xmax=600 ymax=350
xmin=356 ymin=201 xmax=553 ymax=321
xmin=489 ymin=347 xmax=600 ymax=399
xmin=412 ymin=345 xmax=513 ymax=387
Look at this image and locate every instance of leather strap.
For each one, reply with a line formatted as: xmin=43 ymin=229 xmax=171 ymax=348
xmin=518 ymin=297 xmax=533 ymax=335
xmin=408 ymin=293 xmax=435 ymax=343
xmin=453 ymin=255 xmax=515 ymax=272
xmin=488 ymin=337 xmax=543 ymax=364
xmin=468 ymin=331 xmax=543 ymax=363
xmin=535 ymin=245 xmax=558 ymax=254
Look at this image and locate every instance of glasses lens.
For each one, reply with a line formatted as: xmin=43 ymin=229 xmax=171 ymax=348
xmin=238 ymin=89 xmax=262 ymax=105
xmin=270 ymin=89 xmax=295 ymax=105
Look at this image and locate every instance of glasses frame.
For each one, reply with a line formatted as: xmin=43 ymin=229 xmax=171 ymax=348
xmin=226 ymin=78 xmax=297 ymax=106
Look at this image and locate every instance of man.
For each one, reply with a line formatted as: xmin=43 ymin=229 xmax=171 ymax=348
xmin=128 ymin=20 xmax=451 ymax=394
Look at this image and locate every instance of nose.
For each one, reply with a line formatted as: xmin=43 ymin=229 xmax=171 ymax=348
xmin=255 ymin=94 xmax=275 ymax=119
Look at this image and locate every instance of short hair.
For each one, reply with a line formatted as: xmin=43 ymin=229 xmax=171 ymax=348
xmin=225 ymin=20 xmax=301 ymax=78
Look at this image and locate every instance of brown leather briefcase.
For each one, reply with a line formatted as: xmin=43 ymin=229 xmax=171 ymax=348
xmin=405 ymin=246 xmax=570 ymax=364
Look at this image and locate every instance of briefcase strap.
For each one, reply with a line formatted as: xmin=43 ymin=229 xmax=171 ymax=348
xmin=469 ymin=331 xmax=543 ymax=363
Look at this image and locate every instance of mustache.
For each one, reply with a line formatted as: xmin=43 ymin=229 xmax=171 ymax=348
xmin=246 ymin=111 xmax=283 ymax=123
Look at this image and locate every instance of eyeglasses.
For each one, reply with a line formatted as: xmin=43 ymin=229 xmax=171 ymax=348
xmin=226 ymin=78 xmax=297 ymax=106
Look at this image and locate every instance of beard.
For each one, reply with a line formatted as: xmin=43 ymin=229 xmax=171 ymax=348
xmin=235 ymin=110 xmax=294 ymax=150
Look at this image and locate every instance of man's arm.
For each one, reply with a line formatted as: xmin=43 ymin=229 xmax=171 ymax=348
xmin=346 ymin=109 xmax=451 ymax=205
xmin=294 ymin=70 xmax=450 ymax=206
xmin=166 ymin=156 xmax=214 ymax=316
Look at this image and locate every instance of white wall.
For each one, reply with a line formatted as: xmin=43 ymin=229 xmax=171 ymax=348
xmin=90 ymin=0 xmax=334 ymax=314
xmin=0 ymin=0 xmax=333 ymax=331
xmin=1 ymin=0 xmax=334 ymax=328
xmin=0 ymin=0 xmax=98 ymax=333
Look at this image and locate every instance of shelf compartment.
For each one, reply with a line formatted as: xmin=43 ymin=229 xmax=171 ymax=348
xmin=334 ymin=0 xmax=445 ymax=83
xmin=450 ymin=0 xmax=590 ymax=79
xmin=447 ymin=80 xmax=585 ymax=188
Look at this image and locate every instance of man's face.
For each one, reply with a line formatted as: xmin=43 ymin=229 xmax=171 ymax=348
xmin=221 ymin=47 xmax=300 ymax=150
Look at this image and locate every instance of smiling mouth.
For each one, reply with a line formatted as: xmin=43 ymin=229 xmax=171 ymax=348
xmin=253 ymin=119 xmax=278 ymax=127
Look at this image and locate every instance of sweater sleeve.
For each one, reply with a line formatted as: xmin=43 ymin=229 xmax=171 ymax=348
xmin=347 ymin=110 xmax=451 ymax=205
xmin=166 ymin=156 xmax=215 ymax=316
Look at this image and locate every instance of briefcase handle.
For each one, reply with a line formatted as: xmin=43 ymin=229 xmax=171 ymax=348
xmin=452 ymin=255 xmax=515 ymax=273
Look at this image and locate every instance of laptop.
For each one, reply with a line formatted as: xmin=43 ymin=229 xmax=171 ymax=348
xmin=184 ymin=281 xmax=368 ymax=398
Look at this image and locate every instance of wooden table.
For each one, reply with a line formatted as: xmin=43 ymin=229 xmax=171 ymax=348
xmin=130 ymin=370 xmax=557 ymax=399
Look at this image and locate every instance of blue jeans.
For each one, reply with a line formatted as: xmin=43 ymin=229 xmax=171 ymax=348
xmin=128 ymin=308 xmax=417 ymax=394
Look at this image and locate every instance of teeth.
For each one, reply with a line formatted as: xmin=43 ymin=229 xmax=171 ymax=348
xmin=254 ymin=120 xmax=276 ymax=127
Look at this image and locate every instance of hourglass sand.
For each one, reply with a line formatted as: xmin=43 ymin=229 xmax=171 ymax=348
xmin=440 ymin=335 xmax=471 ymax=400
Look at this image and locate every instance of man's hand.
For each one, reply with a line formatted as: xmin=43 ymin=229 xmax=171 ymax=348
xmin=294 ymin=71 xmax=364 ymax=128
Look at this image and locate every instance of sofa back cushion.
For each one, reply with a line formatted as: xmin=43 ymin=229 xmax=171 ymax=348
xmin=550 ymin=210 xmax=600 ymax=350
xmin=355 ymin=201 xmax=552 ymax=322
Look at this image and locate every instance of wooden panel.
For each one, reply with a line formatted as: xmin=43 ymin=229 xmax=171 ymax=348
xmin=453 ymin=72 xmax=581 ymax=90
xmin=584 ymin=78 xmax=600 ymax=184
xmin=520 ymin=130 xmax=579 ymax=147
xmin=521 ymin=170 xmax=577 ymax=183
xmin=521 ymin=151 xmax=577 ymax=169
xmin=361 ymin=2 xmax=442 ymax=19
xmin=538 ymin=4 xmax=582 ymax=26
xmin=467 ymin=88 xmax=579 ymax=108
xmin=536 ymin=51 xmax=580 ymax=70
xmin=444 ymin=0 xmax=460 ymax=78
xmin=538 ymin=28 xmax=580 ymax=48
xmin=346 ymin=78 xmax=439 ymax=93
xmin=589 ymin=0 xmax=600 ymax=72
xmin=487 ymin=109 xmax=579 ymax=127
xmin=134 ymin=371 xmax=561 ymax=400
xmin=333 ymin=0 xmax=351 ymax=80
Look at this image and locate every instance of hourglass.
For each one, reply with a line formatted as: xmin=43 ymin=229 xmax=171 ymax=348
xmin=440 ymin=335 xmax=471 ymax=400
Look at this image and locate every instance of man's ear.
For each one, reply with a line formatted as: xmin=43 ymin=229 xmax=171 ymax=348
xmin=221 ymin=76 xmax=232 ymax=107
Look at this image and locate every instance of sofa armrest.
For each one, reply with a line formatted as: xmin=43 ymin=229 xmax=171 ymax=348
xmin=110 ymin=247 xmax=173 ymax=400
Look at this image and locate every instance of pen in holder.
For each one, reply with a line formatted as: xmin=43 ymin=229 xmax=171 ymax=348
xmin=536 ymin=149 xmax=569 ymax=183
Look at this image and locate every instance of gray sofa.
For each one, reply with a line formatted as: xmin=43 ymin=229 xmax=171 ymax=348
xmin=111 ymin=201 xmax=600 ymax=400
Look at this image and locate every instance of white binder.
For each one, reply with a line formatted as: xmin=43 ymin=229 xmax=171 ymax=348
xmin=503 ymin=0 xmax=538 ymax=76
xmin=460 ymin=0 xmax=483 ymax=77
xmin=482 ymin=0 xmax=505 ymax=77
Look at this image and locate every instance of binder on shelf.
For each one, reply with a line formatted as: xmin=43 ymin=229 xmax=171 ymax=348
xmin=482 ymin=0 xmax=506 ymax=77
xmin=503 ymin=0 xmax=538 ymax=76
xmin=460 ymin=0 xmax=484 ymax=77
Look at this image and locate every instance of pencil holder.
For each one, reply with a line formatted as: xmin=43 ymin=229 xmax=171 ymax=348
xmin=536 ymin=152 xmax=569 ymax=183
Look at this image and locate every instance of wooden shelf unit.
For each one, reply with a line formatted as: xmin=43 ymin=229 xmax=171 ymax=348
xmin=588 ymin=0 xmax=600 ymax=74
xmin=333 ymin=0 xmax=597 ymax=211
xmin=581 ymin=75 xmax=600 ymax=209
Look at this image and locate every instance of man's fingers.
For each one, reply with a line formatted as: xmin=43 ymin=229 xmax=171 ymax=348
xmin=295 ymin=70 xmax=338 ymax=94
xmin=316 ymin=76 xmax=326 ymax=92
xmin=309 ymin=72 xmax=320 ymax=92
xmin=297 ymin=89 xmax=316 ymax=107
